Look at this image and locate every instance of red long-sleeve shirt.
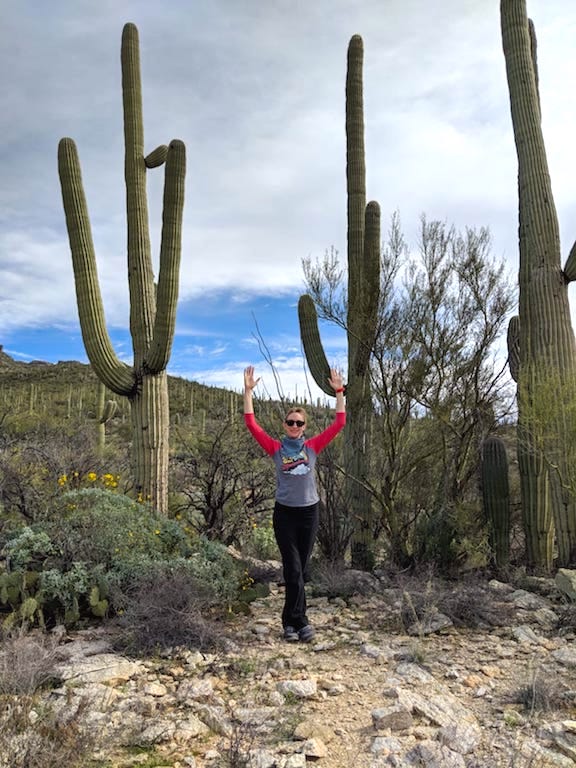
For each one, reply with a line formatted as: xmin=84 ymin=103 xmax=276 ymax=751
xmin=244 ymin=411 xmax=346 ymax=507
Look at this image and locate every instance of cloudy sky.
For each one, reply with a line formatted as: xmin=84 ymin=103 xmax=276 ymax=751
xmin=1 ymin=0 xmax=575 ymax=401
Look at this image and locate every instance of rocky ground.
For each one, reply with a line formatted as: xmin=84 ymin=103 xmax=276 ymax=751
xmin=2 ymin=570 xmax=576 ymax=768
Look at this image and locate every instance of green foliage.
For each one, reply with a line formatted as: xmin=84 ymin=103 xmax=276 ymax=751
xmin=188 ymin=537 xmax=247 ymax=606
xmin=50 ymin=488 xmax=191 ymax=568
xmin=0 ymin=487 xmax=258 ymax=631
xmin=411 ymin=502 xmax=490 ymax=576
xmin=243 ymin=518 xmax=278 ymax=561
xmin=3 ymin=528 xmax=56 ymax=571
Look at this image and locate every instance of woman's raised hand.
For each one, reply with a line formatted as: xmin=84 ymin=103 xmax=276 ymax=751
xmin=327 ymin=368 xmax=344 ymax=392
xmin=244 ymin=365 xmax=260 ymax=391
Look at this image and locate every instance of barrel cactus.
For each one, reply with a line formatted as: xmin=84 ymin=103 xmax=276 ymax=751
xmin=58 ymin=23 xmax=186 ymax=514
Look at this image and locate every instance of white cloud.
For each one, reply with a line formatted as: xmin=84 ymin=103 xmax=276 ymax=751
xmin=2 ymin=0 xmax=576 ymax=372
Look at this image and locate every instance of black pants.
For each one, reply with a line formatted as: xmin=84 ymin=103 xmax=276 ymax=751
xmin=273 ymin=501 xmax=319 ymax=630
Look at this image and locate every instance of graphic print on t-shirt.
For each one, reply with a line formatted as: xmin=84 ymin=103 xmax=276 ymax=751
xmin=280 ymin=445 xmax=310 ymax=475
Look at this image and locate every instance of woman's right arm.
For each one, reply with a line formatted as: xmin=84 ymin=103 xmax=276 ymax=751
xmin=243 ymin=366 xmax=279 ymax=456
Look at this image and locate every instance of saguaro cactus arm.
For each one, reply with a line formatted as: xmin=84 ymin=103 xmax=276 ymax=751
xmin=507 ymin=315 xmax=520 ymax=383
xmin=57 ymin=138 xmax=135 ymax=396
xmin=145 ymin=145 xmax=169 ymax=168
xmin=563 ymin=241 xmax=576 ymax=282
xmin=352 ymin=199 xmax=380 ymax=376
xmin=147 ymin=139 xmax=186 ymax=373
xmin=298 ymin=294 xmax=334 ymax=397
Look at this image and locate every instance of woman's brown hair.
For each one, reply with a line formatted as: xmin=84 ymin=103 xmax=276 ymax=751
xmin=284 ymin=406 xmax=307 ymax=422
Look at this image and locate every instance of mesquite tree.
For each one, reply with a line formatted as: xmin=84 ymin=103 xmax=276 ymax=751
xmin=58 ymin=23 xmax=186 ymax=515
xmin=305 ymin=215 xmax=515 ymax=571
xmin=501 ymin=0 xmax=576 ymax=568
xmin=298 ymin=35 xmax=381 ymax=570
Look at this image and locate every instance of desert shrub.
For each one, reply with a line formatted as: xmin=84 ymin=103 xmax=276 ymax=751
xmin=397 ymin=575 xmax=510 ymax=631
xmin=107 ymin=539 xmax=246 ymax=614
xmin=1 ymin=490 xmax=256 ymax=631
xmin=0 ymin=631 xmax=60 ymax=695
xmin=510 ymin=666 xmax=570 ymax=715
xmin=170 ymin=419 xmax=275 ymax=546
xmin=111 ymin=561 xmax=225 ymax=655
xmin=0 ymin=426 xmax=108 ymax=530
xmin=49 ymin=488 xmax=191 ymax=568
xmin=411 ymin=503 xmax=491 ymax=576
xmin=0 ymin=694 xmax=94 ymax=768
xmin=309 ymin=560 xmax=380 ymax=600
xmin=433 ymin=582 xmax=510 ymax=628
xmin=3 ymin=528 xmax=56 ymax=571
xmin=240 ymin=516 xmax=278 ymax=561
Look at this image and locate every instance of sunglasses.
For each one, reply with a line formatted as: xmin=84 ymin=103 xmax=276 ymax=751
xmin=285 ymin=419 xmax=305 ymax=427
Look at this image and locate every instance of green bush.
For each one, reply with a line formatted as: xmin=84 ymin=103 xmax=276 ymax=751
xmin=243 ymin=519 xmax=278 ymax=561
xmin=51 ymin=488 xmax=192 ymax=568
xmin=1 ymin=489 xmax=252 ymax=631
xmin=3 ymin=528 xmax=56 ymax=571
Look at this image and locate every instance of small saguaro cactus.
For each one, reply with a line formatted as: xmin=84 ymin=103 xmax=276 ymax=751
xmin=481 ymin=436 xmax=511 ymax=569
xmin=299 ymin=34 xmax=381 ymax=570
xmin=58 ymin=23 xmax=186 ymax=515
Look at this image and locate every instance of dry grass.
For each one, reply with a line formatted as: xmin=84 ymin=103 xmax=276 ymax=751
xmin=111 ymin=567 xmax=225 ymax=656
xmin=0 ymin=630 xmax=61 ymax=696
xmin=0 ymin=694 xmax=95 ymax=768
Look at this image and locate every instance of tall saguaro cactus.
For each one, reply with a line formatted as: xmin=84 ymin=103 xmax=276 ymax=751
xmin=298 ymin=35 xmax=381 ymax=569
xmin=58 ymin=23 xmax=186 ymax=515
xmin=501 ymin=0 xmax=576 ymax=568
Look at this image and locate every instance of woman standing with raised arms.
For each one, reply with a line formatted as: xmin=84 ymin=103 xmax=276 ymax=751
xmin=243 ymin=365 xmax=346 ymax=642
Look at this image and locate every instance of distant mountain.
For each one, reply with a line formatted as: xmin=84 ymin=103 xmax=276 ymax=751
xmin=0 ymin=345 xmax=96 ymax=385
xmin=0 ymin=345 xmax=242 ymax=426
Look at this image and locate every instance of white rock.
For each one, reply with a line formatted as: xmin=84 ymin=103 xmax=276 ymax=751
xmin=555 ymin=568 xmax=576 ymax=601
xmin=54 ymin=653 xmax=143 ymax=684
xmin=276 ymin=679 xmax=317 ymax=698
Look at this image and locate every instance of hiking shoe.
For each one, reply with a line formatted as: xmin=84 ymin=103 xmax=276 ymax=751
xmin=298 ymin=625 xmax=315 ymax=643
xmin=283 ymin=626 xmax=299 ymax=642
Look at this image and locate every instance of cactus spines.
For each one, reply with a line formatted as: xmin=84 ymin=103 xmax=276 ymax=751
xmin=481 ymin=436 xmax=511 ymax=569
xmin=501 ymin=1 xmax=576 ymax=568
xmin=58 ymin=23 xmax=186 ymax=514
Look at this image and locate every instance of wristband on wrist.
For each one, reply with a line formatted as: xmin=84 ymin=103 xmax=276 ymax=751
xmin=335 ymin=387 xmax=344 ymax=393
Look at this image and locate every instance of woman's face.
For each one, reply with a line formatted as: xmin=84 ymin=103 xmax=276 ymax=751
xmin=283 ymin=411 xmax=306 ymax=438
